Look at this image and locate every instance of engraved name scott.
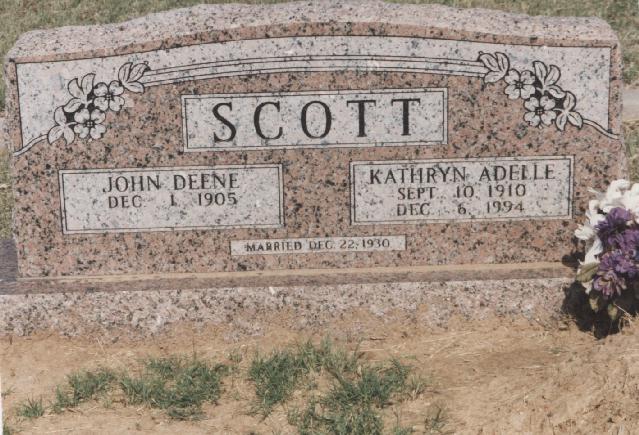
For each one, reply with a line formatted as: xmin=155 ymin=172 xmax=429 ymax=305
xmin=182 ymin=89 xmax=447 ymax=151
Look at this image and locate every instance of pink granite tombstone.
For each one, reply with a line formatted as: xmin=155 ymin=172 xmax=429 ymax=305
xmin=2 ymin=0 xmax=626 ymax=286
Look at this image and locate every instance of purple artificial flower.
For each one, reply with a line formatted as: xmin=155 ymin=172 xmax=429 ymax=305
xmin=607 ymin=228 xmax=639 ymax=254
xmin=596 ymin=207 xmax=634 ymax=249
xmin=593 ymin=250 xmax=638 ymax=298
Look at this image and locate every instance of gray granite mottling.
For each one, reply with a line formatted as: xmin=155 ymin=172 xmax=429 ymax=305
xmin=0 ymin=278 xmax=572 ymax=337
xmin=6 ymin=1 xmax=617 ymax=62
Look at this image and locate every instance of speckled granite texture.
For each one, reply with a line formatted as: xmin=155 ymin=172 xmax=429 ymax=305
xmin=3 ymin=0 xmax=626 ymax=280
xmin=0 ymin=237 xmax=573 ymax=336
xmin=0 ymin=277 xmax=573 ymax=337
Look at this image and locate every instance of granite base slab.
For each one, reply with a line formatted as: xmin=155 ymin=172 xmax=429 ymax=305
xmin=0 ymin=239 xmax=574 ymax=337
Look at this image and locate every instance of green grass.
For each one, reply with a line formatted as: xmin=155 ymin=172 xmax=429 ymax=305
xmin=16 ymin=397 xmax=45 ymax=419
xmin=9 ymin=343 xmax=431 ymax=432
xmin=291 ymin=359 xmax=425 ymax=435
xmin=0 ymin=0 xmax=637 ymax=110
xmin=0 ymin=147 xmax=10 ymax=239
xmin=52 ymin=368 xmax=117 ymax=413
xmin=46 ymin=357 xmax=229 ymax=420
xmin=248 ymin=340 xmax=428 ymax=434
xmin=3 ymin=421 xmax=14 ymax=435
xmin=119 ymin=356 xmax=229 ymax=420
xmin=248 ymin=339 xmax=360 ymax=417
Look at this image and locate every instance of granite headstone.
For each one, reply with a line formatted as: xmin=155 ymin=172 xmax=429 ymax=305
xmin=3 ymin=0 xmax=626 ymax=286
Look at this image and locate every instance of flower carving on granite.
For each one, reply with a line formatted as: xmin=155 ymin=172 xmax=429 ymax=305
xmin=47 ymin=61 xmax=150 ymax=145
xmin=523 ymin=96 xmax=557 ymax=127
xmin=478 ymin=52 xmax=509 ymax=83
xmin=64 ymin=73 xmax=95 ymax=112
xmin=73 ymin=108 xmax=106 ymax=140
xmin=533 ymin=61 xmax=566 ymax=99
xmin=94 ymin=81 xmax=125 ymax=112
xmin=478 ymin=52 xmax=588 ymax=134
xmin=555 ymin=92 xmax=583 ymax=132
xmin=504 ymin=70 xmax=535 ymax=100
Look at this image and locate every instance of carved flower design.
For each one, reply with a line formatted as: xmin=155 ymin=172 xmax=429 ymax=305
xmin=94 ymin=81 xmax=125 ymax=112
xmin=73 ymin=108 xmax=106 ymax=140
xmin=475 ymin=52 xmax=618 ymax=137
xmin=478 ymin=52 xmax=510 ymax=83
xmin=504 ymin=69 xmax=535 ymax=100
xmin=533 ymin=61 xmax=566 ymax=99
xmin=64 ymin=73 xmax=96 ymax=113
xmin=555 ymin=91 xmax=583 ymax=131
xmin=46 ymin=61 xmax=149 ymax=145
xmin=523 ymin=96 xmax=557 ymax=127
xmin=47 ymin=107 xmax=75 ymax=144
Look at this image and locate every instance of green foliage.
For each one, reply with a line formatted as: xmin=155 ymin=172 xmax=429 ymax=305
xmin=626 ymin=122 xmax=639 ymax=181
xmin=7 ymin=342 xmax=430 ymax=431
xmin=391 ymin=426 xmax=415 ymax=435
xmin=120 ymin=356 xmax=228 ymax=420
xmin=588 ymin=283 xmax=639 ymax=322
xmin=248 ymin=345 xmax=318 ymax=416
xmin=589 ymin=291 xmax=606 ymax=313
xmin=52 ymin=368 xmax=116 ymax=412
xmin=293 ymin=360 xmax=415 ymax=435
xmin=3 ymin=421 xmax=14 ymax=435
xmin=248 ymin=339 xmax=360 ymax=417
xmin=576 ymin=263 xmax=599 ymax=283
xmin=0 ymin=148 xmax=11 ymax=239
xmin=16 ymin=397 xmax=45 ymax=419
xmin=17 ymin=356 xmax=228 ymax=422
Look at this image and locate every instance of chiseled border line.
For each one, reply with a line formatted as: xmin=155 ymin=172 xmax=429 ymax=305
xmin=349 ymin=155 xmax=575 ymax=225
xmin=12 ymin=36 xmax=617 ymax=157
xmin=58 ymin=164 xmax=285 ymax=234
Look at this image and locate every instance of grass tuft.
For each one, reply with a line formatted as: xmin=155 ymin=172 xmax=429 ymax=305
xmin=3 ymin=421 xmax=14 ymax=435
xmin=120 ymin=356 xmax=229 ymax=420
xmin=250 ymin=339 xmax=428 ymax=434
xmin=0 ymin=148 xmax=11 ymax=239
xmin=391 ymin=426 xmax=415 ymax=435
xmin=248 ymin=347 xmax=315 ymax=417
xmin=294 ymin=359 xmax=416 ymax=435
xmin=16 ymin=397 xmax=45 ymax=419
xmin=626 ymin=121 xmax=639 ymax=180
xmin=248 ymin=339 xmax=359 ymax=417
xmin=52 ymin=368 xmax=116 ymax=413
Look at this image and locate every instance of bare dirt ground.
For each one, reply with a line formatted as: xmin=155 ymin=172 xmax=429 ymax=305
xmin=2 ymin=312 xmax=639 ymax=434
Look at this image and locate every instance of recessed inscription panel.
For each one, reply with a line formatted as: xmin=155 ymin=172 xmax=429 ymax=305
xmin=59 ymin=165 xmax=283 ymax=234
xmin=351 ymin=156 xmax=573 ymax=224
xmin=230 ymin=236 xmax=406 ymax=256
xmin=182 ymin=89 xmax=447 ymax=151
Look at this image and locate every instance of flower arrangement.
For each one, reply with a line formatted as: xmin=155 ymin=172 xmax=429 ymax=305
xmin=575 ymin=180 xmax=639 ymax=319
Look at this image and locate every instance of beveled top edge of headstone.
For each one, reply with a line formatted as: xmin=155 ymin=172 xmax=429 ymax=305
xmin=5 ymin=0 xmax=618 ymax=63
